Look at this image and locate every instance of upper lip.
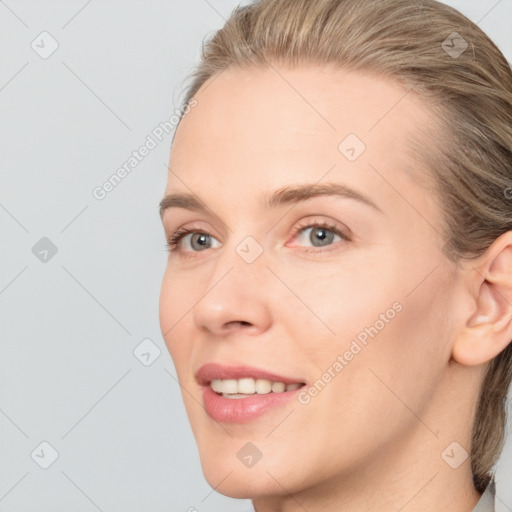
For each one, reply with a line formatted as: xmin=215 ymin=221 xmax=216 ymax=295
xmin=196 ymin=363 xmax=305 ymax=386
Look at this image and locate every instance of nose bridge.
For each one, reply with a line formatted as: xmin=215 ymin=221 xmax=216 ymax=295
xmin=213 ymin=230 xmax=270 ymax=298
xmin=208 ymin=219 xmax=269 ymax=281
xmin=191 ymin=231 xmax=273 ymax=333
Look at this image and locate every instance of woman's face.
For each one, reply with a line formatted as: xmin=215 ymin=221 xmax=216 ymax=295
xmin=159 ymin=65 xmax=466 ymax=498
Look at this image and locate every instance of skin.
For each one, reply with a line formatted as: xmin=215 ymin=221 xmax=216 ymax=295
xmin=159 ymin=64 xmax=512 ymax=512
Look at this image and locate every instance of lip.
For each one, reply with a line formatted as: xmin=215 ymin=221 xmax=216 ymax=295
xmin=196 ymin=363 xmax=306 ymax=424
xmin=195 ymin=363 xmax=305 ymax=386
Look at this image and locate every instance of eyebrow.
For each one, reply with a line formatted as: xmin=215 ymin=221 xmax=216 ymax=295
xmin=159 ymin=182 xmax=383 ymax=219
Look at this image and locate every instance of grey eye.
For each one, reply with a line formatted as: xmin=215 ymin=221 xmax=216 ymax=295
xmin=188 ymin=233 xmax=214 ymax=251
xmin=296 ymin=226 xmax=341 ymax=248
xmin=309 ymin=227 xmax=336 ymax=246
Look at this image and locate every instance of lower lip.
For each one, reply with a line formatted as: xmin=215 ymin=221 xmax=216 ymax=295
xmin=201 ymin=385 xmax=303 ymax=423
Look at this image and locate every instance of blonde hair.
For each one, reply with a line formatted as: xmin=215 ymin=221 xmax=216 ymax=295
xmin=176 ymin=0 xmax=512 ymax=493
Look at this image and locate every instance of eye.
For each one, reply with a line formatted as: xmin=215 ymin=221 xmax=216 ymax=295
xmin=166 ymin=228 xmax=221 ymax=253
xmin=288 ymin=220 xmax=350 ymax=252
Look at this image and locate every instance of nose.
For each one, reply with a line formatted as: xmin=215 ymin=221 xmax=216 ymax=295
xmin=191 ymin=241 xmax=274 ymax=337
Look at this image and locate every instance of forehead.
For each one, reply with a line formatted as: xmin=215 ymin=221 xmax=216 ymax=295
xmin=167 ymin=64 xmax=439 ymax=224
xmin=173 ymin=65 xmax=430 ymax=164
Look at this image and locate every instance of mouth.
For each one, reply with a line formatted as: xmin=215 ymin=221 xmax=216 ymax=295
xmin=195 ymin=363 xmax=307 ymax=422
xmin=196 ymin=362 xmax=307 ymax=397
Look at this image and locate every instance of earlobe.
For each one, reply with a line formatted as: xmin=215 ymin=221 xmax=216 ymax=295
xmin=452 ymin=232 xmax=512 ymax=367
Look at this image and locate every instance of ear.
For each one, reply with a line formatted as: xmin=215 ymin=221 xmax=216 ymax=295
xmin=452 ymin=230 xmax=512 ymax=366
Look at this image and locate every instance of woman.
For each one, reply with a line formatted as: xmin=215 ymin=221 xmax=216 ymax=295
xmin=159 ymin=0 xmax=512 ymax=510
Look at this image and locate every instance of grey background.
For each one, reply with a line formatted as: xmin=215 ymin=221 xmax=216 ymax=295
xmin=0 ymin=1 xmax=511 ymax=511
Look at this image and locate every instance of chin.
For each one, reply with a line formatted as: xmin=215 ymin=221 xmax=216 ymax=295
xmin=200 ymin=460 xmax=285 ymax=499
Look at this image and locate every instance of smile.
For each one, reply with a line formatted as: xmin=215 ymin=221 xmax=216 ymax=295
xmin=196 ymin=363 xmax=306 ymax=422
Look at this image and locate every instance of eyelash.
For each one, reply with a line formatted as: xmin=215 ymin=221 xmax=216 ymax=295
xmin=165 ymin=220 xmax=351 ymax=257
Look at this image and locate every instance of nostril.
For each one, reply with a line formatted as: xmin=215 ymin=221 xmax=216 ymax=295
xmin=230 ymin=320 xmax=251 ymax=327
xmin=224 ymin=320 xmax=254 ymax=330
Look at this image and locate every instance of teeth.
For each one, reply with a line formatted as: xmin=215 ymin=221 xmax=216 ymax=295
xmin=210 ymin=378 xmax=303 ymax=396
xmin=271 ymin=382 xmax=285 ymax=393
xmin=211 ymin=379 xmax=223 ymax=393
xmin=255 ymin=379 xmax=272 ymax=394
xmin=221 ymin=379 xmax=238 ymax=394
xmin=238 ymin=377 xmax=256 ymax=394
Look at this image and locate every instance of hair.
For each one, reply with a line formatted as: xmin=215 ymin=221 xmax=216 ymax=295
xmin=175 ymin=0 xmax=512 ymax=494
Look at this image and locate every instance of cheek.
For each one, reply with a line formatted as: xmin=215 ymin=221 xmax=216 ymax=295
xmin=292 ymin=256 xmax=452 ymax=424
xmin=159 ymin=268 xmax=193 ymax=362
xmin=275 ymin=255 xmax=400 ymax=346
xmin=336 ymin=266 xmax=453 ymax=419
xmin=292 ymin=290 xmax=450 ymax=477
xmin=159 ymin=264 xmax=198 ymax=327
